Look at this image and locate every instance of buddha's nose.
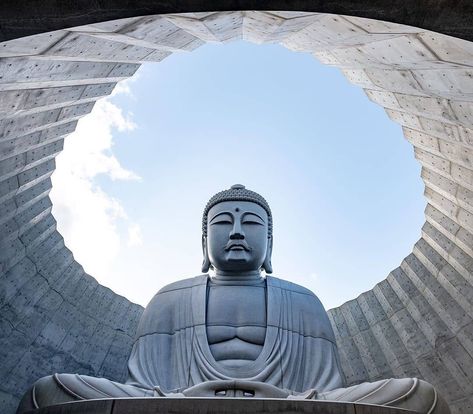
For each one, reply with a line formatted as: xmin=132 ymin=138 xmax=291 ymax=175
xmin=229 ymin=221 xmax=244 ymax=239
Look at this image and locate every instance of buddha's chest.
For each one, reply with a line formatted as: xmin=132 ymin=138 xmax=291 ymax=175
xmin=206 ymin=284 xmax=267 ymax=365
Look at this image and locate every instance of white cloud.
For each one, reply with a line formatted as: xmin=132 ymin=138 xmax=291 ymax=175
xmin=111 ymin=76 xmax=138 ymax=98
xmin=127 ymin=223 xmax=143 ymax=247
xmin=50 ymin=86 xmax=143 ymax=285
xmin=63 ymin=99 xmax=138 ymax=180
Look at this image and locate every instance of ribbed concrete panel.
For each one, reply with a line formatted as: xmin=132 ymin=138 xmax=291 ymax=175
xmin=0 ymin=10 xmax=472 ymax=414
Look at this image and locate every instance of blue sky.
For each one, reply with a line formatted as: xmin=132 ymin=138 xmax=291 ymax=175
xmin=51 ymin=40 xmax=425 ymax=309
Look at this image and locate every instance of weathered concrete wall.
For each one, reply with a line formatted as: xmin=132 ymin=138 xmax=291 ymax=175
xmin=0 ymin=9 xmax=472 ymax=414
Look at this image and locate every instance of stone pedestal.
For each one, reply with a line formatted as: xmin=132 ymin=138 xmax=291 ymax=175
xmin=26 ymin=398 xmax=416 ymax=414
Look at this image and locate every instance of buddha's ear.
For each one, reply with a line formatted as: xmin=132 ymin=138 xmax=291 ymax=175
xmin=201 ymin=235 xmax=211 ymax=273
xmin=262 ymin=236 xmax=273 ymax=274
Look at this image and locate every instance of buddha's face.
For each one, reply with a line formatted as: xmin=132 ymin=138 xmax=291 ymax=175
xmin=206 ymin=201 xmax=269 ymax=273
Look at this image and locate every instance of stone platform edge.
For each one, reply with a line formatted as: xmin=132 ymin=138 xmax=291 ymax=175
xmin=28 ymin=398 xmax=416 ymax=414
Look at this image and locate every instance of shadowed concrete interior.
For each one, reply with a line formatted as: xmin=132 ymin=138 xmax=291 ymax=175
xmin=0 ymin=8 xmax=472 ymax=414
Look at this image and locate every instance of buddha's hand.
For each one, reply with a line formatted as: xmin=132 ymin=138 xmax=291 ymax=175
xmin=287 ymin=388 xmax=318 ymax=399
xmin=181 ymin=380 xmax=291 ymax=398
xmin=153 ymin=386 xmax=185 ymax=398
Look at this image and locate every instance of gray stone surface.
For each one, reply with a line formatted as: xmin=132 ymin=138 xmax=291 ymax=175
xmin=25 ymin=398 xmax=416 ymax=414
xmin=0 ymin=8 xmax=472 ymax=414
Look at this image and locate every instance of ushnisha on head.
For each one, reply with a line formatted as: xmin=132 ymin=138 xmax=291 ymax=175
xmin=202 ymin=184 xmax=273 ymax=275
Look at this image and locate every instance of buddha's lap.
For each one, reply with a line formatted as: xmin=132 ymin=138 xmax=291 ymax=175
xmin=17 ymin=374 xmax=449 ymax=414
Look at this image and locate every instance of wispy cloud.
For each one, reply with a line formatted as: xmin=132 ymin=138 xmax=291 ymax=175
xmin=51 ymin=79 xmax=143 ymax=284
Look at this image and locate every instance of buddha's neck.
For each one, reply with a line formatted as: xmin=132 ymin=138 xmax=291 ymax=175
xmin=211 ymin=270 xmax=265 ymax=285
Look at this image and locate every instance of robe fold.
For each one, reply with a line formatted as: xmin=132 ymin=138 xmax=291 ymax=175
xmin=126 ymin=275 xmax=344 ymax=393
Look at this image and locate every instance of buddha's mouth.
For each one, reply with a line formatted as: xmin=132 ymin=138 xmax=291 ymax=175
xmin=225 ymin=241 xmax=251 ymax=251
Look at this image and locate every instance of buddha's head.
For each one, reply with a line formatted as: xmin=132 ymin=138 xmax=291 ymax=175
xmin=202 ymin=184 xmax=273 ymax=274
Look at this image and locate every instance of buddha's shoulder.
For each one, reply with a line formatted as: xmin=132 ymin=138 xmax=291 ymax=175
xmin=138 ymin=275 xmax=208 ymax=334
xmin=156 ymin=275 xmax=208 ymax=295
xmin=143 ymin=275 xmax=207 ymax=311
xmin=267 ymin=276 xmax=326 ymax=310
xmin=267 ymin=275 xmax=317 ymax=296
xmin=268 ymin=276 xmax=333 ymax=339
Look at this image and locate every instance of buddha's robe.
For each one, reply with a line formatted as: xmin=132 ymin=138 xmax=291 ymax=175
xmin=17 ymin=275 xmax=450 ymax=414
xmin=126 ymin=274 xmax=343 ymax=392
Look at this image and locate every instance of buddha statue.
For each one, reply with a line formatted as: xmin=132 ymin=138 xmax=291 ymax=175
xmin=17 ymin=185 xmax=450 ymax=413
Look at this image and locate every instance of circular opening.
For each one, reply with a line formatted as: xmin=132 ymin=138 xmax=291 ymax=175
xmin=50 ymin=41 xmax=425 ymax=309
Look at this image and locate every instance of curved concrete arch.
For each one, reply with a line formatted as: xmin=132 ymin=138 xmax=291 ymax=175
xmin=0 ymin=10 xmax=472 ymax=414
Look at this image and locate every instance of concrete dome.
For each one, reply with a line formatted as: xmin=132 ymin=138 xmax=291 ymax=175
xmin=0 ymin=4 xmax=472 ymax=413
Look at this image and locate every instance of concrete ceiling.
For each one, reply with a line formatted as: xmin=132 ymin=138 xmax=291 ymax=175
xmin=1 ymin=0 xmax=473 ymax=42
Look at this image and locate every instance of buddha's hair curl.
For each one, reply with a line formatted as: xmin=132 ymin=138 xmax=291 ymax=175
xmin=202 ymin=184 xmax=272 ymax=237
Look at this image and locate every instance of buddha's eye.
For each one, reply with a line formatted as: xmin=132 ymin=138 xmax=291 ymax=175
xmin=242 ymin=219 xmax=262 ymax=225
xmin=242 ymin=214 xmax=264 ymax=225
xmin=211 ymin=218 xmax=232 ymax=225
xmin=209 ymin=213 xmax=233 ymax=225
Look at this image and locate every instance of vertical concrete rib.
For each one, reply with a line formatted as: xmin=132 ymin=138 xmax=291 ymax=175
xmin=341 ymin=299 xmax=393 ymax=381
xmin=327 ymin=306 xmax=367 ymax=385
xmin=383 ymin=269 xmax=467 ymax=399
xmin=356 ymin=289 xmax=419 ymax=378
